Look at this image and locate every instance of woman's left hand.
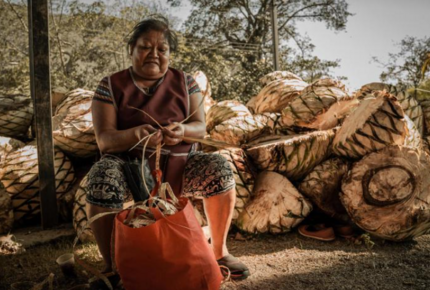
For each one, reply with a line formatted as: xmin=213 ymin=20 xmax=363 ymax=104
xmin=162 ymin=122 xmax=185 ymax=146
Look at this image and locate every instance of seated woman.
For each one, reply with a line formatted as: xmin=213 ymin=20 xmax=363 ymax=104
xmin=86 ymin=17 xmax=249 ymax=285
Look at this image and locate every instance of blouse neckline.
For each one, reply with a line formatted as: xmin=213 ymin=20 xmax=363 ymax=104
xmin=129 ymin=67 xmax=165 ymax=96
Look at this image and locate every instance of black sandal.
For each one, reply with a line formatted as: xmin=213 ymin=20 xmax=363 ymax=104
xmin=217 ymin=254 xmax=250 ymax=281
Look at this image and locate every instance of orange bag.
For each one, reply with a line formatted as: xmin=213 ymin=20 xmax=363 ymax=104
xmin=114 ymin=164 xmax=222 ymax=289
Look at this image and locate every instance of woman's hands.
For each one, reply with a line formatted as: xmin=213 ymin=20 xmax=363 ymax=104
xmin=135 ymin=124 xmax=163 ymax=147
xmin=135 ymin=123 xmax=185 ymax=147
xmin=162 ymin=122 xmax=185 ymax=146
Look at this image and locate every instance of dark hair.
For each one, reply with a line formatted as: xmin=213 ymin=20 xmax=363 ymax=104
xmin=127 ymin=16 xmax=178 ymax=54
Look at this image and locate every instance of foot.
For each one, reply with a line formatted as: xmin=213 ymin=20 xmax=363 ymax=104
xmin=217 ymin=254 xmax=250 ymax=281
xmin=298 ymin=224 xmax=336 ymax=242
xmin=333 ymin=224 xmax=355 ymax=238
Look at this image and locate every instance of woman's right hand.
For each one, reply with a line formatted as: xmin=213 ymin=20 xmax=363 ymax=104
xmin=135 ymin=124 xmax=163 ymax=147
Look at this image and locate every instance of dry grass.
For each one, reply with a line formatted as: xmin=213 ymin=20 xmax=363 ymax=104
xmin=0 ymin=236 xmax=102 ymax=290
xmin=1 ymin=232 xmax=430 ymax=290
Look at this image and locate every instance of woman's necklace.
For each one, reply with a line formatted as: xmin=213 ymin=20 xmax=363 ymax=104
xmin=129 ymin=68 xmax=165 ymax=96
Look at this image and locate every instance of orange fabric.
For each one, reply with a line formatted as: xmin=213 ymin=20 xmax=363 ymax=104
xmin=114 ymin=151 xmax=221 ymax=289
xmin=114 ymin=198 xmax=222 ymax=290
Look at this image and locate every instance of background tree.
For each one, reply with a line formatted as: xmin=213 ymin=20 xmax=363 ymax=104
xmin=0 ymin=0 xmax=176 ymax=93
xmin=0 ymin=0 xmax=30 ymax=93
xmin=374 ymin=36 xmax=430 ymax=88
xmin=169 ymin=0 xmax=352 ymax=101
xmin=2 ymin=0 xmax=351 ymax=104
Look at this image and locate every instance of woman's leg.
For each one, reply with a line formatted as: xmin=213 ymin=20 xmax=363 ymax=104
xmin=203 ymin=188 xmax=235 ymax=259
xmin=183 ymin=151 xmax=250 ymax=280
xmin=85 ymin=156 xmax=130 ymax=273
xmin=87 ymin=204 xmax=119 ymax=273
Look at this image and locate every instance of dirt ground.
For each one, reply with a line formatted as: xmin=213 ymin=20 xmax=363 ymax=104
xmin=1 ymin=230 xmax=429 ymax=290
xmin=221 ymin=233 xmax=430 ymax=290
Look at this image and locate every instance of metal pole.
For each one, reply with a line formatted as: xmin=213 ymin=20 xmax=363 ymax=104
xmin=271 ymin=0 xmax=280 ymax=71
xmin=28 ymin=0 xmax=58 ymax=229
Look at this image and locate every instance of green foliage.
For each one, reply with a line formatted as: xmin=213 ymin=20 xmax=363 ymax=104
xmin=47 ymin=0 xmax=155 ymax=90
xmin=374 ymin=36 xmax=430 ymax=88
xmin=169 ymin=0 xmax=351 ymax=102
xmin=1 ymin=0 xmax=157 ymax=93
xmin=2 ymin=0 xmax=350 ymax=104
xmin=411 ymin=79 xmax=430 ymax=102
xmin=0 ymin=0 xmax=30 ymax=93
xmin=173 ymin=36 xmax=273 ymax=102
xmin=354 ymin=233 xmax=375 ymax=250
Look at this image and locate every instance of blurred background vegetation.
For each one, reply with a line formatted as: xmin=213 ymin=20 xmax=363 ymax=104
xmin=0 ymin=0 xmax=429 ymax=103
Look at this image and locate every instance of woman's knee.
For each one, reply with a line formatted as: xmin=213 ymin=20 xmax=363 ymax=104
xmin=85 ymin=156 xmax=130 ymax=210
xmin=184 ymin=152 xmax=236 ymax=199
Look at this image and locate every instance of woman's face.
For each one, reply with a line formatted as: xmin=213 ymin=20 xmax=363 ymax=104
xmin=131 ymin=30 xmax=170 ymax=80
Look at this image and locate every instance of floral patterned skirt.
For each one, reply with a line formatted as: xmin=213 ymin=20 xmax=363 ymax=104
xmin=86 ymin=152 xmax=235 ymax=209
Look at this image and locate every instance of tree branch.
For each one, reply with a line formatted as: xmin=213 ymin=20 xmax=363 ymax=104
xmin=58 ymin=0 xmax=67 ymax=26
xmin=242 ymin=0 xmax=255 ymax=22
xmin=4 ymin=38 xmax=28 ymax=56
xmin=49 ymin=0 xmax=67 ymax=76
xmin=6 ymin=0 xmax=28 ymax=32
xmin=278 ymin=2 xmax=332 ymax=32
xmin=285 ymin=29 xmax=306 ymax=58
xmin=291 ymin=14 xmax=325 ymax=18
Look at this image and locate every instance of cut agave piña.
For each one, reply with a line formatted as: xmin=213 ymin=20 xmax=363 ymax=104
xmin=395 ymin=90 xmax=423 ymax=135
xmin=216 ymin=149 xmax=256 ymax=221
xmin=341 ymin=146 xmax=430 ymax=241
xmin=211 ymin=115 xmax=268 ymax=146
xmin=0 ymin=92 xmax=33 ymax=138
xmin=193 ymin=71 xmax=215 ymax=113
xmin=259 ymin=71 xmax=302 ymax=87
xmin=419 ymin=99 xmax=430 ymax=135
xmin=53 ymin=89 xmax=98 ymax=158
xmin=299 ymin=158 xmax=350 ymax=222
xmin=0 ymin=136 xmax=25 ymax=164
xmin=422 ymin=136 xmax=430 ymax=155
xmin=237 ymin=171 xmax=312 ymax=234
xmin=246 ymin=96 xmax=257 ymax=113
xmin=281 ymin=78 xmax=358 ymax=130
xmin=404 ymin=115 xmax=421 ymax=149
xmin=245 ymin=130 xmax=335 ymax=181
xmin=258 ymin=113 xmax=302 ymax=136
xmin=332 ymin=91 xmax=407 ymax=159
xmin=357 ymin=82 xmax=423 ymax=135
xmin=254 ymin=73 xmax=307 ymax=114
xmin=0 ymin=182 xmax=13 ymax=234
xmin=73 ymin=175 xmax=95 ymax=243
xmin=0 ymin=143 xmax=75 ymax=222
xmin=211 ymin=114 xmax=290 ymax=146
xmin=206 ymin=100 xmax=252 ymax=132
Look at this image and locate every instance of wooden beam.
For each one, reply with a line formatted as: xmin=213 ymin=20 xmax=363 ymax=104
xmin=271 ymin=0 xmax=280 ymax=71
xmin=28 ymin=0 xmax=58 ymax=229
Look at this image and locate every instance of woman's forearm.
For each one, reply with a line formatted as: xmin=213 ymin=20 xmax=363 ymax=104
xmin=96 ymin=127 xmax=141 ymax=154
xmin=183 ymin=121 xmax=206 ymax=140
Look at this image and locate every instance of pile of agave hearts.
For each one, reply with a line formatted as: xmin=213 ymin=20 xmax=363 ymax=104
xmin=205 ymin=72 xmax=430 ymax=241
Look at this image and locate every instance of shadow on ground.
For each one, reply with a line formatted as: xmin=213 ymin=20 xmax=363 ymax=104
xmin=222 ymin=233 xmax=430 ymax=290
